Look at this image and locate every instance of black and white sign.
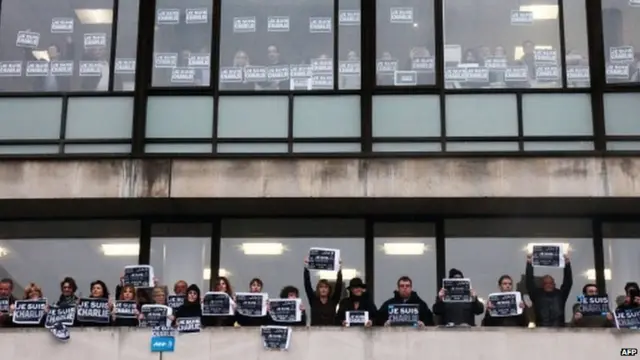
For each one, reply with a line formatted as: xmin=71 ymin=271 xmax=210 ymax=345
xmin=308 ymin=248 xmax=340 ymax=271
xmin=411 ymin=57 xmax=435 ymax=72
xmin=177 ymin=317 xmax=201 ymax=333
xmin=390 ymin=7 xmax=413 ymax=23
xmin=152 ymin=325 xmax=176 ymax=337
xmin=234 ymin=17 xmax=256 ymax=33
xmin=445 ymin=67 xmax=468 ymax=82
xmin=79 ymin=61 xmax=104 ymax=76
xmin=51 ymin=60 xmax=74 ymax=76
xmin=236 ymin=292 xmax=268 ymax=317
xmin=171 ymin=67 xmax=195 ymax=83
xmin=376 ymin=59 xmax=398 ymax=74
xmin=387 ymin=303 xmax=419 ymax=326
xmin=167 ymin=295 xmax=185 ymax=310
xmin=532 ymin=244 xmax=565 ymax=268
xmin=466 ymin=67 xmax=490 ymax=82
xmin=345 ymin=311 xmax=368 ymax=326
xmin=0 ymin=297 xmax=9 ymax=312
xmin=579 ymin=295 xmax=610 ymax=316
xmin=154 ymin=53 xmax=178 ymax=69
xmin=615 ymin=308 xmax=640 ymax=329
xmin=115 ymin=58 xmax=136 ymax=74
xmin=309 ymin=17 xmax=332 ymax=33
xmin=290 ymin=64 xmax=312 ymax=78
xmin=610 ymin=46 xmax=634 ymax=63
xmin=244 ymin=66 xmax=267 ymax=82
xmin=16 ymin=31 xmax=40 ymax=48
xmin=510 ymin=10 xmax=534 ymax=25
xmin=567 ymin=66 xmax=590 ymax=82
xmin=606 ymin=64 xmax=630 ymax=80
xmin=26 ymin=61 xmax=49 ymax=76
xmin=339 ymin=61 xmax=360 ymax=76
xmin=311 ymin=58 xmax=333 ymax=74
xmin=504 ymin=66 xmax=529 ymax=82
xmin=220 ymin=67 xmax=243 ymax=82
xmin=312 ymin=74 xmax=333 ymax=88
xmin=76 ymin=298 xmax=110 ymax=323
xmin=140 ymin=304 xmax=171 ymax=327
xmin=12 ymin=299 xmax=47 ymax=324
xmin=339 ymin=10 xmax=360 ymax=26
xmin=49 ymin=322 xmax=70 ymax=342
xmin=268 ymin=16 xmax=290 ymax=32
xmin=535 ymin=66 xmax=560 ymax=81
xmin=267 ymin=65 xmax=290 ymax=81
xmin=268 ymin=299 xmax=301 ymax=322
xmin=123 ymin=265 xmax=155 ymax=287
xmin=261 ymin=326 xmax=292 ymax=350
xmin=443 ymin=278 xmax=472 ymax=302
xmin=51 ymin=18 xmax=74 ymax=33
xmin=484 ymin=57 xmax=508 ymax=69
xmin=534 ymin=49 xmax=558 ymax=64
xmin=45 ymin=305 xmax=76 ymax=327
xmin=202 ymin=292 xmax=233 ymax=316
xmin=394 ymin=71 xmax=417 ymax=86
xmin=114 ymin=300 xmax=138 ymax=318
xmin=156 ymin=9 xmax=180 ymax=25
xmin=186 ymin=8 xmax=208 ymax=24
xmin=488 ymin=292 xmax=522 ymax=317
xmin=0 ymin=61 xmax=22 ymax=76
xmin=84 ymin=33 xmax=107 ymax=48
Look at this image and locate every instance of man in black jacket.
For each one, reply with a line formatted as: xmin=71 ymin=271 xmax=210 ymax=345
xmin=433 ymin=268 xmax=484 ymax=326
xmin=377 ymin=276 xmax=434 ymax=327
xmin=525 ymin=253 xmax=572 ymax=327
xmin=336 ymin=278 xmax=376 ymax=326
xmin=482 ymin=275 xmax=527 ymax=327
xmin=0 ymin=278 xmax=15 ymax=327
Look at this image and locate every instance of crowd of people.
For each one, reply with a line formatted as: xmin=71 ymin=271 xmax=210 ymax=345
xmin=0 ymin=254 xmax=638 ymax=329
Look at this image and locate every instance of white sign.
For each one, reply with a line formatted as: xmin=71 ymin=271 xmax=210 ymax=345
xmin=445 ymin=67 xmax=468 ymax=82
xmin=533 ymin=49 xmax=558 ymax=64
xmin=16 ymin=31 xmax=40 ymax=48
xmin=290 ymin=64 xmax=312 ymax=78
xmin=339 ymin=61 xmax=360 ymax=75
xmin=51 ymin=18 xmax=74 ymax=33
xmin=0 ymin=61 xmax=22 ymax=76
xmin=26 ymin=61 xmax=49 ymax=76
xmin=115 ymin=58 xmax=136 ymax=74
xmin=610 ymin=46 xmax=634 ymax=63
xmin=339 ymin=10 xmax=360 ymax=26
xmin=171 ymin=68 xmax=196 ymax=83
xmin=186 ymin=8 xmax=208 ymax=24
xmin=390 ymin=7 xmax=413 ymax=23
xmin=268 ymin=16 xmax=290 ymax=32
xmin=244 ymin=66 xmax=267 ymax=82
xmin=566 ymin=66 xmax=590 ymax=81
xmin=154 ymin=53 xmax=178 ymax=68
xmin=510 ymin=10 xmax=534 ymax=25
xmin=157 ymin=9 xmax=180 ymax=25
xmin=84 ymin=33 xmax=107 ymax=48
xmin=535 ymin=66 xmax=560 ymax=81
xmin=188 ymin=53 xmax=210 ymax=68
xmin=309 ymin=17 xmax=332 ymax=33
xmin=234 ymin=17 xmax=256 ymax=33
xmin=606 ymin=64 xmax=630 ymax=79
xmin=488 ymin=292 xmax=523 ymax=317
xmin=219 ymin=67 xmax=243 ymax=83
xmin=79 ymin=61 xmax=103 ymax=76
xmin=50 ymin=60 xmax=74 ymax=76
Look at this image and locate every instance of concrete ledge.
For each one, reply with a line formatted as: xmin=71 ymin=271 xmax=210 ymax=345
xmin=2 ymin=157 xmax=640 ymax=199
xmin=1 ymin=327 xmax=636 ymax=360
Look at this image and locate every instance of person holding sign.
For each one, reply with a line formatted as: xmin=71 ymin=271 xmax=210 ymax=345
xmin=9 ymin=283 xmax=47 ymax=327
xmin=377 ymin=276 xmax=434 ymax=327
xmin=173 ymin=280 xmax=188 ymax=296
xmin=336 ymin=278 xmax=376 ymax=327
xmin=112 ymin=284 xmax=139 ymax=326
xmin=616 ymin=282 xmax=640 ymax=312
xmin=55 ymin=277 xmax=79 ymax=307
xmin=303 ymin=256 xmax=343 ymax=325
xmin=268 ymin=286 xmax=307 ymax=326
xmin=0 ymin=278 xmax=16 ymax=327
xmin=433 ymin=269 xmax=484 ymax=326
xmin=236 ymin=278 xmax=269 ymax=326
xmin=76 ymin=280 xmax=112 ymax=327
xmin=525 ymin=253 xmax=573 ymax=327
xmin=174 ymin=284 xmax=202 ymax=320
xmin=202 ymin=277 xmax=237 ymax=327
xmin=482 ymin=275 xmax=527 ymax=327
xmin=571 ymin=284 xmax=614 ymax=328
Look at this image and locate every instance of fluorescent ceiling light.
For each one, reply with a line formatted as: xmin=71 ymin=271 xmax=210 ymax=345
xmin=585 ymin=268 xmax=612 ymax=281
xmin=316 ymin=268 xmax=358 ymax=280
xmin=75 ymin=9 xmax=113 ymax=24
xmin=241 ymin=243 xmax=284 ymax=255
xmin=32 ymin=50 xmax=49 ymax=62
xmin=203 ymin=268 xmax=231 ymax=280
xmin=0 ymin=247 xmax=8 ymax=257
xmin=524 ymin=243 xmax=570 ymax=254
xmin=383 ymin=243 xmax=426 ymax=255
xmin=101 ymin=243 xmax=139 ymax=256
xmin=519 ymin=5 xmax=558 ymax=20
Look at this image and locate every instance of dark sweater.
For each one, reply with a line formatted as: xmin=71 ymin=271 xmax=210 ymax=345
xmin=303 ymin=268 xmax=342 ymax=326
xmin=335 ymin=292 xmax=377 ymax=326
xmin=433 ymin=297 xmax=484 ymax=326
xmin=526 ymin=262 xmax=573 ymax=327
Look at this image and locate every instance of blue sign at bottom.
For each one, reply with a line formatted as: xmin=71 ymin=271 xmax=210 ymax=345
xmin=151 ymin=336 xmax=175 ymax=352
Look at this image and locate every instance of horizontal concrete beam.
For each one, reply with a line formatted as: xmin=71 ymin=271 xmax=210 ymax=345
xmin=0 ymin=327 xmax=636 ymax=360
xmin=1 ymin=157 xmax=640 ymax=199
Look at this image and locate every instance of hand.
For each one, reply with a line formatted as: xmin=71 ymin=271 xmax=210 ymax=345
xmin=384 ymin=320 xmax=390 ymax=327
xmin=304 ymin=257 xmax=309 ymax=267
xmin=486 ymin=301 xmax=494 ymax=309
xmin=167 ymin=315 xmax=175 ymax=321
xmin=417 ymin=321 xmax=425 ymax=328
xmin=438 ymin=288 xmax=446 ymax=300
xmin=606 ymin=312 xmax=614 ymax=321
xmin=138 ymin=314 xmax=144 ymax=320
xmin=574 ymin=312 xmax=582 ymax=321
xmin=519 ymin=302 xmax=526 ymax=309
xmin=470 ymin=289 xmax=477 ymax=298
xmin=365 ymin=320 xmax=372 ymax=327
xmin=526 ymin=254 xmax=532 ymax=264
xmin=108 ymin=300 xmax=113 ymax=309
xmin=120 ymin=273 xmax=125 ymax=285
xmin=342 ymin=320 xmax=347 ymax=327
xmin=9 ymin=304 xmax=15 ymax=313
xmin=564 ymin=254 xmax=570 ymax=264
xmin=153 ymin=277 xmax=159 ymax=286
xmin=299 ymin=303 xmax=305 ymax=311
xmin=134 ymin=309 xmax=139 ymax=315
xmin=339 ymin=259 xmax=343 ymax=270
xmin=634 ymin=296 xmax=640 ymax=305
xmin=44 ymin=305 xmax=50 ymax=313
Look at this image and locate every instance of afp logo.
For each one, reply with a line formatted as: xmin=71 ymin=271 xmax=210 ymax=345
xmin=621 ymin=348 xmax=638 ymax=356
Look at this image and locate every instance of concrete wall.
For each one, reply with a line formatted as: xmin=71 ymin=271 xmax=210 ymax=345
xmin=1 ymin=327 xmax=636 ymax=360
xmin=2 ymin=157 xmax=640 ymax=199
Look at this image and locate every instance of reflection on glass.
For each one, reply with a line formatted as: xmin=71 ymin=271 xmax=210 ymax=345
xmin=152 ymin=1 xmax=213 ymax=87
xmin=602 ymin=0 xmax=640 ymax=84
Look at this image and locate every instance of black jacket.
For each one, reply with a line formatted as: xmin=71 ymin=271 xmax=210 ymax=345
xmin=335 ymin=292 xmax=377 ymax=326
xmin=482 ymin=309 xmax=527 ymax=327
xmin=268 ymin=309 xmax=307 ymax=327
xmin=0 ymin=295 xmax=16 ymax=327
xmin=377 ymin=291 xmax=434 ymax=326
xmin=526 ymin=262 xmax=573 ymax=327
xmin=433 ymin=296 xmax=484 ymax=326
xmin=303 ymin=268 xmax=343 ymax=325
xmin=236 ymin=312 xmax=268 ymax=326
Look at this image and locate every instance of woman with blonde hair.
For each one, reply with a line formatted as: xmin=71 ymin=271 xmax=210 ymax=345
xmin=112 ymin=284 xmax=139 ymax=326
xmin=8 ymin=283 xmax=46 ymax=327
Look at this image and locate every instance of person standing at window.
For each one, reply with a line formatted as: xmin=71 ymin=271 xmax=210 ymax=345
xmin=303 ymin=257 xmax=343 ymax=325
xmin=78 ymin=280 xmax=112 ymax=327
xmin=202 ymin=277 xmax=236 ymax=327
xmin=525 ymin=253 xmax=572 ymax=327
xmin=571 ymin=283 xmax=614 ymax=328
xmin=113 ymin=284 xmax=139 ymax=326
xmin=433 ymin=269 xmax=484 ymax=326
xmin=236 ymin=278 xmax=268 ymax=326
xmin=269 ymin=286 xmax=306 ymax=326
xmin=175 ymin=284 xmax=202 ymax=319
xmin=56 ymin=277 xmax=79 ymax=306
xmin=336 ymin=278 xmax=376 ymax=327
xmin=0 ymin=278 xmax=16 ymax=327
xmin=482 ymin=275 xmax=527 ymax=327
xmin=174 ymin=280 xmax=188 ymax=296
xmin=8 ymin=283 xmax=46 ymax=327
xmin=617 ymin=282 xmax=640 ymax=311
xmin=377 ymin=276 xmax=434 ymax=327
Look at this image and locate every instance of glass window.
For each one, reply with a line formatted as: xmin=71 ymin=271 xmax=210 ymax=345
xmin=150 ymin=224 xmax=212 ymax=293
xmin=339 ymin=0 xmax=361 ymax=90
xmin=602 ymin=0 xmax=640 ymax=84
xmin=445 ymin=219 xmax=593 ymax=325
xmin=603 ymin=223 xmax=640 ymax=309
xmin=220 ymin=219 xmax=365 ymax=320
xmin=0 ymin=221 xmax=139 ymax=299
xmin=376 ymin=0 xmax=435 ymax=86
xmin=0 ymin=0 xmax=133 ymax=92
xmin=443 ymin=0 xmax=562 ymax=89
xmin=219 ymin=0 xmax=336 ymax=91
xmin=114 ymin=0 xmax=140 ymax=91
xmin=152 ymin=0 xmax=213 ymax=87
xmin=374 ymin=223 xmax=437 ymax=310
xmin=564 ymin=0 xmax=590 ymax=88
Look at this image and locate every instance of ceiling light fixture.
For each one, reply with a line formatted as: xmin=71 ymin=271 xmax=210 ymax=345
xmin=101 ymin=243 xmax=139 ymax=256
xmin=75 ymin=9 xmax=113 ymax=24
xmin=519 ymin=5 xmax=558 ymax=20
xmin=241 ymin=242 xmax=284 ymax=255
xmin=585 ymin=268 xmax=612 ymax=281
xmin=383 ymin=243 xmax=426 ymax=255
